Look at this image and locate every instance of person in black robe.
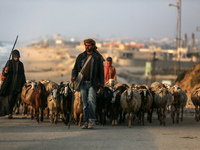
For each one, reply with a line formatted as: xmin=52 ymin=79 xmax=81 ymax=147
xmin=0 ymin=49 xmax=26 ymax=118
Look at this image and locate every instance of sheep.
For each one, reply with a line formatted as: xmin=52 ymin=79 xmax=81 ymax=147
xmin=150 ymin=81 xmax=160 ymax=89
xmin=170 ymin=85 xmax=187 ymax=123
xmin=135 ymin=85 xmax=153 ymax=125
xmin=150 ymin=82 xmax=172 ymax=126
xmin=120 ymin=88 xmax=141 ymax=128
xmin=169 ymin=85 xmax=187 ymax=123
xmin=191 ymin=87 xmax=200 ymax=121
xmin=163 ymin=83 xmax=173 ymax=113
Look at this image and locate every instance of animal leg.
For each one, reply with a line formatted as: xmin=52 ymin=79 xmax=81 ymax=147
xmin=163 ymin=107 xmax=166 ymax=126
xmin=22 ymin=103 xmax=26 ymax=116
xmin=36 ymin=109 xmax=39 ymax=123
xmin=14 ymin=100 xmax=20 ymax=114
xmin=23 ymin=103 xmax=28 ymax=116
xmin=171 ymin=105 xmax=175 ymax=123
xmin=142 ymin=112 xmax=145 ymax=125
xmin=119 ymin=111 xmax=122 ymax=124
xmin=103 ymin=113 xmax=106 ymax=125
xmin=122 ymin=112 xmax=126 ymax=123
xmin=126 ymin=113 xmax=130 ymax=127
xmin=159 ymin=108 xmax=163 ymax=125
xmin=110 ymin=110 xmax=114 ymax=126
xmin=195 ymin=106 xmax=199 ymax=122
xmin=79 ymin=113 xmax=83 ymax=126
xmin=50 ymin=108 xmax=53 ymax=123
xmin=176 ymin=107 xmax=180 ymax=123
xmin=181 ymin=107 xmax=183 ymax=122
xmin=46 ymin=107 xmax=49 ymax=119
xmin=40 ymin=109 xmax=44 ymax=122
xmin=129 ymin=113 xmax=133 ymax=128
xmin=198 ymin=106 xmax=200 ymax=121
xmin=54 ymin=112 xmax=58 ymax=124
xmin=30 ymin=107 xmax=34 ymax=120
xmin=63 ymin=112 xmax=69 ymax=125
xmin=114 ymin=113 xmax=118 ymax=125
xmin=60 ymin=99 xmax=64 ymax=120
xmin=157 ymin=108 xmax=162 ymax=125
xmin=167 ymin=105 xmax=170 ymax=113
xmin=73 ymin=110 xmax=78 ymax=125
xmin=99 ymin=111 xmax=103 ymax=125
xmin=147 ymin=109 xmax=153 ymax=123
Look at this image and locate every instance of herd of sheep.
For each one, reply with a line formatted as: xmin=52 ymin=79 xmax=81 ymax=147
xmin=1 ymin=79 xmax=200 ymax=127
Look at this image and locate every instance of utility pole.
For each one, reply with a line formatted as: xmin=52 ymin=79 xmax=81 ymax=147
xmin=151 ymin=52 xmax=156 ymax=83
xmin=168 ymin=0 xmax=182 ymax=75
xmin=178 ymin=0 xmax=182 ymax=75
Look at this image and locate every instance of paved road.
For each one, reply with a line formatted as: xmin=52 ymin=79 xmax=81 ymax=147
xmin=0 ymin=110 xmax=199 ymax=150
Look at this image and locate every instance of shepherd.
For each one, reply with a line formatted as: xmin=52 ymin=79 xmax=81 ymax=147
xmin=71 ymin=38 xmax=104 ymax=129
xmin=0 ymin=49 xmax=26 ymax=118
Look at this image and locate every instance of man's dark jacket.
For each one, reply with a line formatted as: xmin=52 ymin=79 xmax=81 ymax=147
xmin=0 ymin=59 xmax=26 ymax=96
xmin=72 ymin=51 xmax=104 ymax=91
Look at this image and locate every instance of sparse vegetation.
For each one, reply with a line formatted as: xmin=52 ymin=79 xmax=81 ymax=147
xmin=190 ymin=69 xmax=200 ymax=88
xmin=175 ymin=71 xmax=186 ymax=83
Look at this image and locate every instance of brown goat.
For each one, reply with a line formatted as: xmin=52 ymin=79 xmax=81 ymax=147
xmin=73 ymin=91 xmax=83 ymax=126
xmin=21 ymin=82 xmax=37 ymax=116
xmin=47 ymin=85 xmax=60 ymax=124
xmin=30 ymin=82 xmax=48 ymax=123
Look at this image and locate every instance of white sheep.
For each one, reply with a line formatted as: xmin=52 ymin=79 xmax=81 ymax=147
xmin=120 ymin=88 xmax=141 ymax=128
xmin=169 ymin=85 xmax=187 ymax=123
xmin=150 ymin=82 xmax=172 ymax=126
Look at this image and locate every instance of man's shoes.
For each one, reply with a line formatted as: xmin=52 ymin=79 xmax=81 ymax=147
xmin=8 ymin=114 xmax=13 ymax=119
xmin=82 ymin=122 xmax=88 ymax=129
xmin=88 ymin=121 xmax=95 ymax=129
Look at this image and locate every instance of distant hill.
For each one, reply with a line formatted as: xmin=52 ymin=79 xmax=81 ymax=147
xmin=175 ymin=63 xmax=200 ymax=108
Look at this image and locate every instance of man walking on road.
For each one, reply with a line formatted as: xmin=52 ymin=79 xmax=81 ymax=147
xmin=71 ymin=38 xmax=104 ymax=129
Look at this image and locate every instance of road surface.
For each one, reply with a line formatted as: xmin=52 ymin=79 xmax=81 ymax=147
xmin=0 ymin=109 xmax=199 ymax=150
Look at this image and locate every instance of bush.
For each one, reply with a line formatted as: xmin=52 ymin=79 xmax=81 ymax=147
xmin=190 ymin=69 xmax=200 ymax=88
xmin=175 ymin=71 xmax=186 ymax=83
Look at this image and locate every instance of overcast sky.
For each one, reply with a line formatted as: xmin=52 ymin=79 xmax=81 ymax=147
xmin=0 ymin=0 xmax=200 ymax=42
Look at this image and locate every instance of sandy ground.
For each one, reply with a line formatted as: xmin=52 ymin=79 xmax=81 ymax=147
xmin=19 ymin=46 xmax=139 ymax=85
xmin=20 ymin=46 xmax=80 ymax=84
xmin=0 ymin=109 xmax=199 ymax=150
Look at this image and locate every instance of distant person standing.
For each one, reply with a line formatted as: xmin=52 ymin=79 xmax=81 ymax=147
xmin=0 ymin=49 xmax=26 ymax=118
xmin=71 ymin=38 xmax=104 ymax=129
xmin=104 ymin=57 xmax=117 ymax=84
